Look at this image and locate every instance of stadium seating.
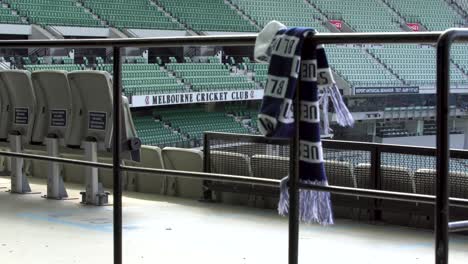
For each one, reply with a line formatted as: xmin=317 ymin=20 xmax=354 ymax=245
xmin=133 ymin=115 xmax=188 ymax=147
xmin=327 ymin=45 xmax=402 ymax=87
xmin=312 ymin=0 xmax=402 ymax=32
xmin=157 ymin=0 xmax=257 ymax=32
xmin=0 ymin=6 xmax=25 ymax=24
xmin=453 ymin=0 xmax=468 ymax=12
xmin=231 ymin=0 xmax=329 ymax=32
xmin=451 ymin=44 xmax=468 ymax=74
xmin=81 ymin=0 xmax=183 ymax=30
xmin=4 ymin=0 xmax=102 ymax=27
xmin=387 ymin=0 xmax=465 ymax=31
xmin=125 ymin=145 xmax=166 ymax=194
xmin=166 ymin=62 xmax=257 ymax=92
xmin=161 ymin=147 xmax=204 ymax=198
xmin=99 ymin=63 xmax=186 ymax=95
xmin=25 ymin=64 xmax=84 ymax=72
xmin=244 ymin=62 xmax=268 ymax=84
xmin=155 ymin=108 xmax=251 ymax=144
xmin=368 ymin=45 xmax=467 ymax=86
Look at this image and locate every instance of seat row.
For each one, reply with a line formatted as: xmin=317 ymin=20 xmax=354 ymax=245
xmin=92 ymin=147 xmax=466 ymax=206
xmin=0 ymin=70 xmax=140 ymax=205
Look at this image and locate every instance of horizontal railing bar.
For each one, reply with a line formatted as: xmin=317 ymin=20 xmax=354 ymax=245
xmin=0 ymin=149 xmax=467 ymax=207
xmin=205 ymin=135 xmax=468 ymax=157
xmin=448 ymin=220 xmax=468 ymax=232
xmin=205 ymin=132 xmax=468 ymax=158
xmin=0 ymin=150 xmax=113 ymax=169
xmin=0 ymin=31 xmax=467 ymax=48
xmin=298 ymin=182 xmax=468 ymax=208
xmin=205 ymin=131 xmax=291 ymax=145
xmin=119 ymin=165 xmax=468 ymax=208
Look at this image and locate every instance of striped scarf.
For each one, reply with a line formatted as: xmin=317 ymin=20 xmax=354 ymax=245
xmin=255 ymin=22 xmax=354 ymax=225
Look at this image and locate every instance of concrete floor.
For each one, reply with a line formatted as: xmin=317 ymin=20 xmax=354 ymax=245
xmin=0 ymin=176 xmax=468 ymax=264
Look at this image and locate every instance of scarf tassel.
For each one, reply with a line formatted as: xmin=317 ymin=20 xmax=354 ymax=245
xmin=278 ymin=177 xmax=334 ymax=225
xmin=328 ymin=85 xmax=354 ymax=128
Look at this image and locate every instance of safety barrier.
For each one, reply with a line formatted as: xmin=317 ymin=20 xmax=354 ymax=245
xmin=0 ymin=29 xmax=467 ymax=264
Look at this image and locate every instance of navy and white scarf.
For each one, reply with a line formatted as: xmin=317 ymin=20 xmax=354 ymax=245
xmin=255 ymin=21 xmax=354 ymax=225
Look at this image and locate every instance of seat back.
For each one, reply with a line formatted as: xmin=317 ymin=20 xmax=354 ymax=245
xmin=324 ymin=160 xmax=356 ymax=187
xmin=353 ymin=163 xmax=414 ymax=193
xmin=353 ymin=163 xmax=371 ymax=188
xmin=162 ymin=147 xmax=203 ymax=172
xmin=0 ymin=70 xmax=46 ymax=144
xmin=414 ymin=168 xmax=435 ymax=195
xmin=68 ymin=71 xmax=112 ymax=150
xmin=250 ymin=154 xmax=289 ymax=179
xmin=162 ymin=147 xmax=203 ymax=198
xmin=68 ymin=71 xmax=140 ymax=161
xmin=381 ymin=165 xmax=414 ymax=193
xmin=210 ymin=150 xmax=252 ymax=176
xmin=126 ymin=145 xmax=164 ymax=194
xmin=31 ymin=71 xmax=73 ymax=145
xmin=449 ymin=170 xmax=468 ymax=199
xmin=0 ymin=76 xmax=11 ymax=140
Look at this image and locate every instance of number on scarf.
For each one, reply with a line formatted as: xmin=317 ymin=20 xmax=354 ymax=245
xmin=265 ymin=75 xmax=288 ymax=98
xmin=272 ymin=36 xmax=299 ymax=58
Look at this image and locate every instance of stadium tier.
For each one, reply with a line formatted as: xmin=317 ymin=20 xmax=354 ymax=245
xmin=24 ymin=64 xmax=84 ymax=71
xmin=242 ymin=61 xmax=268 ymax=84
xmin=453 ymin=0 xmax=468 ymax=13
xmin=4 ymin=0 xmax=102 ymax=27
xmin=156 ymin=0 xmax=257 ymax=32
xmin=231 ymin=0 xmax=329 ymax=32
xmin=133 ymin=115 xmax=189 ymax=147
xmin=368 ymin=44 xmax=466 ymax=86
xmin=386 ymin=0 xmax=465 ymax=31
xmin=311 ymin=0 xmax=402 ymax=32
xmin=0 ymin=5 xmax=25 ymax=24
xmin=327 ymin=45 xmax=402 ymax=87
xmin=81 ymin=0 xmax=182 ymax=30
xmin=165 ymin=62 xmax=258 ymax=92
xmin=153 ymin=108 xmax=252 ymax=145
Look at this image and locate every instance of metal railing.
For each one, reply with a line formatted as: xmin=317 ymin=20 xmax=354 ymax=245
xmin=0 ymin=29 xmax=467 ymax=264
xmin=203 ymin=132 xmax=468 ymax=216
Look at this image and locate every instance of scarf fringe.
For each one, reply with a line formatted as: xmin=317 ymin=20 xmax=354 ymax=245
xmin=278 ymin=177 xmax=334 ymax=225
xmin=328 ymin=85 xmax=354 ymax=127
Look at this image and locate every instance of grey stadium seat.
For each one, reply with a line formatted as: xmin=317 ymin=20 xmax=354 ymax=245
xmin=68 ymin=71 xmax=113 ymax=150
xmin=354 ymin=163 xmax=414 ymax=193
xmin=415 ymin=168 xmax=468 ymax=199
xmin=125 ymin=145 xmax=165 ymax=194
xmin=353 ymin=163 xmax=372 ymax=189
xmin=250 ymin=154 xmax=289 ymax=180
xmin=68 ymin=71 xmax=140 ymax=160
xmin=0 ymin=75 xmax=11 ymax=141
xmin=162 ymin=147 xmax=204 ymax=199
xmin=324 ymin=160 xmax=356 ymax=188
xmin=209 ymin=150 xmax=253 ymax=204
xmin=0 ymin=70 xmax=47 ymax=144
xmin=414 ymin=168 xmax=435 ymax=195
xmin=31 ymin=71 xmax=73 ymax=145
xmin=250 ymin=154 xmax=288 ymax=207
xmin=210 ymin=150 xmax=252 ymax=176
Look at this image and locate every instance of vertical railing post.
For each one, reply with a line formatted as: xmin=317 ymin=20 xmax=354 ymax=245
xmin=203 ymin=132 xmax=213 ymax=200
xmin=434 ymin=28 xmax=468 ymax=264
xmin=435 ymin=29 xmax=457 ymax=264
xmin=289 ymin=82 xmax=300 ymax=264
xmin=112 ymin=47 xmax=123 ymax=264
xmin=370 ymin=146 xmax=382 ymax=221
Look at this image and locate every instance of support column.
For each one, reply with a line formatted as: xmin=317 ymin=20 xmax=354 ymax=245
xmin=45 ymin=136 xmax=68 ymax=199
xmin=9 ymin=133 xmax=31 ymax=193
